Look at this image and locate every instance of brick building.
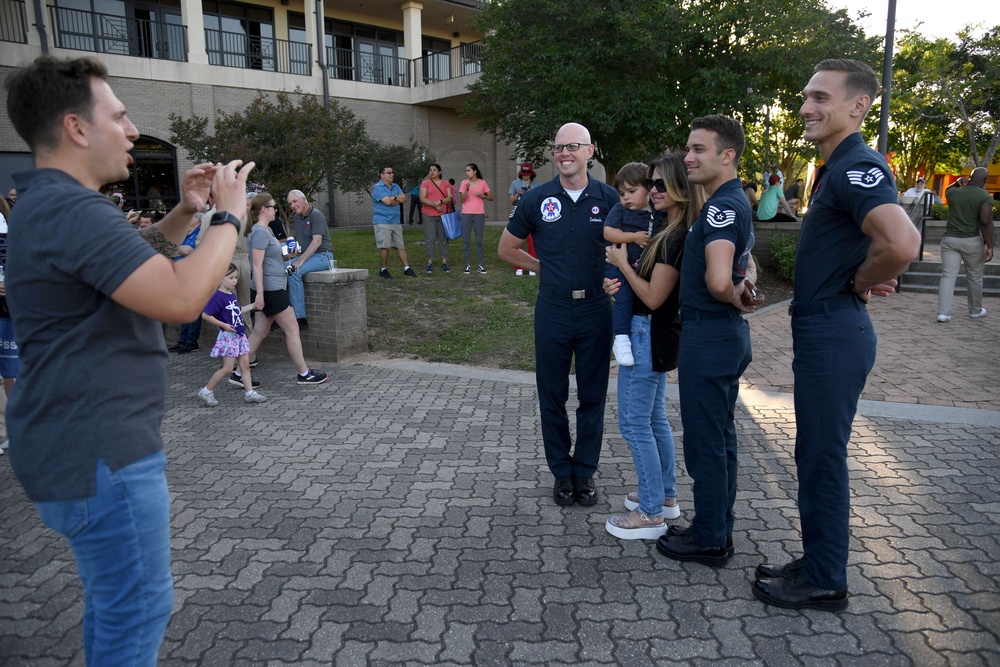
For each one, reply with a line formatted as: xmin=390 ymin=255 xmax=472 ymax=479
xmin=0 ymin=0 xmax=537 ymax=225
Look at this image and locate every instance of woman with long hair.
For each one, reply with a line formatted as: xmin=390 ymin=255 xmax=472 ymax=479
xmin=241 ymin=193 xmax=327 ymax=385
xmin=459 ymin=163 xmax=493 ymax=273
xmin=604 ymin=152 xmax=705 ymax=540
xmin=418 ymin=163 xmax=455 ymax=273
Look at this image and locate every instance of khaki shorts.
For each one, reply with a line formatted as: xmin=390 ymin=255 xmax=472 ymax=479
xmin=374 ymin=224 xmax=404 ymax=249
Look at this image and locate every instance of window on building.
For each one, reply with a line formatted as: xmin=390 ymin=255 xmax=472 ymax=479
xmin=203 ymin=0 xmax=274 ymax=70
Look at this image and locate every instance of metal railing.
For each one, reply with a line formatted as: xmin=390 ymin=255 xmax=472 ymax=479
xmin=327 ymin=46 xmax=409 ymax=86
xmin=413 ymin=41 xmax=482 ymax=84
xmin=48 ymin=6 xmax=187 ymax=61
xmin=325 ymin=41 xmax=482 ymax=87
xmin=206 ymin=28 xmax=310 ymax=75
xmin=1 ymin=0 xmax=27 ymax=43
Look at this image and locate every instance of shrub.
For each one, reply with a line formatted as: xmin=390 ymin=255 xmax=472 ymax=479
xmin=994 ymin=201 xmax=1000 ymax=220
xmin=768 ymin=232 xmax=798 ymax=282
xmin=932 ymin=204 xmax=948 ymax=220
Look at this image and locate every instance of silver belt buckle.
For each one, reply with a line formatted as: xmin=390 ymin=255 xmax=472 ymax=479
xmin=572 ymin=290 xmax=586 ymax=299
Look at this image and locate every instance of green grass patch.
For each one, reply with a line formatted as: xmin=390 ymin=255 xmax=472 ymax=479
xmin=331 ymin=226 xmax=539 ymax=370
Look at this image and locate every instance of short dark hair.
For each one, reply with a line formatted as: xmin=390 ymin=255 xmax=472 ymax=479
xmin=5 ymin=55 xmax=108 ymax=153
xmin=690 ymin=115 xmax=745 ymax=163
xmin=614 ymin=162 xmax=648 ymax=192
xmin=379 ymin=166 xmax=393 ymax=175
xmin=814 ymin=59 xmax=879 ymax=102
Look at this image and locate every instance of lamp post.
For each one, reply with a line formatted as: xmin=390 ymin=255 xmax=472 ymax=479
xmin=877 ymin=0 xmax=898 ymax=156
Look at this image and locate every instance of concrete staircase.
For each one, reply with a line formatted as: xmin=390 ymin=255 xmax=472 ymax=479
xmin=900 ymin=220 xmax=1000 ymax=295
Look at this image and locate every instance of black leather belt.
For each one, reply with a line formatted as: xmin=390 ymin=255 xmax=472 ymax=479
xmin=788 ymin=295 xmax=862 ymax=317
xmin=541 ymin=286 xmax=601 ymax=300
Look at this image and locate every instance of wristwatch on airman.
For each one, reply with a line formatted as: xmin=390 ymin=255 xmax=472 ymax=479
xmin=848 ymin=275 xmax=869 ymax=296
xmin=209 ymin=210 xmax=241 ymax=232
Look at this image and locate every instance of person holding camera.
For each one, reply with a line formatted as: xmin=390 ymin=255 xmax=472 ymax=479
xmin=508 ymin=162 xmax=538 ymax=275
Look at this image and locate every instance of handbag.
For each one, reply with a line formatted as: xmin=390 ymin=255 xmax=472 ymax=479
xmin=441 ymin=210 xmax=462 ymax=241
xmin=431 ymin=180 xmax=462 ymax=240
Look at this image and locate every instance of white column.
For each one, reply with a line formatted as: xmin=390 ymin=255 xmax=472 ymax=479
xmin=25 ymin=0 xmax=44 ymax=48
xmin=401 ymin=1 xmax=422 ymax=61
xmin=181 ymin=0 xmax=207 ymax=65
xmin=306 ymin=0 xmax=323 ymax=78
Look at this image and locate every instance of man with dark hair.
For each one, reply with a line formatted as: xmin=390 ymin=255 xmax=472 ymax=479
xmin=783 ymin=178 xmax=805 ymax=211
xmin=371 ymin=166 xmax=416 ymax=278
xmin=499 ymin=122 xmax=619 ymax=506
xmin=656 ymin=114 xmax=757 ymax=567
xmin=285 ymin=189 xmax=334 ymax=329
xmin=4 ymin=55 xmax=253 ymax=663
xmin=936 ymin=167 xmax=994 ymax=322
xmin=752 ymin=59 xmax=920 ymax=611
xmin=7 ymin=188 xmax=17 ymax=208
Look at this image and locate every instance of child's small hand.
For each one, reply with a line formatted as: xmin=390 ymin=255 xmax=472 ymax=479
xmin=222 ymin=324 xmax=235 ymax=332
xmin=634 ymin=231 xmax=651 ymax=248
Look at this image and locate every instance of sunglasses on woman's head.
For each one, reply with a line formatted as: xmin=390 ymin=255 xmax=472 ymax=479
xmin=645 ymin=178 xmax=667 ymax=193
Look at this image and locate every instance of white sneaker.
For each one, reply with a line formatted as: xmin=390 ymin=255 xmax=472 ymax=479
xmin=528 ymin=271 xmax=536 ymax=276
xmin=515 ymin=269 xmax=523 ymax=276
xmin=970 ymin=308 xmax=987 ymax=319
xmin=605 ymin=510 xmax=668 ymax=540
xmin=198 ymin=389 xmax=219 ymax=407
xmin=624 ymin=492 xmax=681 ymax=519
xmin=936 ymin=314 xmax=951 ymax=323
xmin=244 ymin=390 xmax=267 ymax=403
xmin=613 ymin=336 xmax=634 ymax=366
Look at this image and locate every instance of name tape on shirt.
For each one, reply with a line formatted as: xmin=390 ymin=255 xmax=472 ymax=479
xmin=707 ymin=205 xmax=737 ymax=228
xmin=846 ymin=167 xmax=886 ymax=189
xmin=541 ymin=197 xmax=562 ymax=222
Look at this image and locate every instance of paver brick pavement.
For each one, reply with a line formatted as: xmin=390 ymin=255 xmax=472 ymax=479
xmin=2 ymin=317 xmax=999 ymax=665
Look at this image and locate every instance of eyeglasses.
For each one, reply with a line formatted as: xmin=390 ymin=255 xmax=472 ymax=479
xmin=263 ymin=203 xmax=276 ymax=209
xmin=550 ymin=143 xmax=591 ymax=154
xmin=645 ymin=178 xmax=667 ymax=193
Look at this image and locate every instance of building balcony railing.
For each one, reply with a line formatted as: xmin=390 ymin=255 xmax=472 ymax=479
xmin=48 ymin=6 xmax=187 ymax=61
xmin=206 ymin=29 xmax=310 ymax=76
xmin=1 ymin=0 xmax=28 ymax=43
xmin=327 ymin=46 xmax=410 ymax=87
xmin=413 ymin=41 xmax=482 ymax=84
xmin=325 ymin=41 xmax=482 ymax=88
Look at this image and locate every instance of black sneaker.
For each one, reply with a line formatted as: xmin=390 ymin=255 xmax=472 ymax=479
xmin=403 ymin=267 xmax=417 ymax=277
xmin=176 ymin=341 xmax=198 ymax=354
xmin=297 ymin=369 xmax=328 ymax=385
xmin=168 ymin=342 xmax=185 ymax=352
xmin=464 ymin=265 xmax=471 ymax=274
xmin=297 ymin=317 xmax=309 ymax=331
xmin=228 ymin=371 xmax=262 ymax=388
xmin=380 ymin=268 xmax=392 ymax=279
xmin=477 ymin=265 xmax=487 ymax=274
xmin=248 ymin=358 xmax=259 ymax=368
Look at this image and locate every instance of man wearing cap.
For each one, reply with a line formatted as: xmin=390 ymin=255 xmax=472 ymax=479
xmin=508 ymin=162 xmax=538 ymax=276
xmin=499 ymin=123 xmax=618 ymax=506
xmin=902 ymin=176 xmax=937 ymax=200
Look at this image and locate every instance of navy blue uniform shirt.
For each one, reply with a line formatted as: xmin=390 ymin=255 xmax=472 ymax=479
xmin=679 ymin=178 xmax=754 ymax=313
xmin=507 ymin=174 xmax=620 ymax=293
xmin=794 ymin=132 xmax=898 ymax=302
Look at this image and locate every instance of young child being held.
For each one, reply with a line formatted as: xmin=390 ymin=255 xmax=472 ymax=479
xmin=604 ymin=162 xmax=665 ymax=366
xmin=198 ymin=264 xmax=266 ymax=406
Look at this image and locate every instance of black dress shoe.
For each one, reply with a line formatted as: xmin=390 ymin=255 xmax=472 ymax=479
xmin=656 ymin=526 xmax=732 ymax=567
xmin=553 ymin=477 xmax=575 ymax=506
xmin=755 ymin=557 xmax=804 ymax=580
xmin=751 ymin=570 xmax=848 ymax=611
xmin=572 ymin=476 xmax=597 ymax=506
xmin=175 ymin=341 xmax=198 ymax=354
xmin=168 ymin=342 xmax=184 ymax=352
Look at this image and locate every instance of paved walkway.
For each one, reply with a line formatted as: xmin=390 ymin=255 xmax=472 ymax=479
xmin=2 ymin=290 xmax=998 ymax=665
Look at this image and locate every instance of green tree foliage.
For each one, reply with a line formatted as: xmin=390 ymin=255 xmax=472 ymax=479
xmin=337 ymin=140 xmax=434 ymax=202
xmin=168 ymin=90 xmax=370 ymax=205
xmin=901 ymin=26 xmax=1000 ymax=167
xmin=886 ymin=32 xmax=966 ymax=189
xmin=464 ymin=0 xmax=877 ymax=177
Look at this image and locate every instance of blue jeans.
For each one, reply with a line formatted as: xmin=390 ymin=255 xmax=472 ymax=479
xmin=617 ymin=314 xmax=676 ymax=516
xmin=178 ymin=317 xmax=201 ymax=345
xmin=606 ymin=265 xmax=635 ymax=336
xmin=35 ymin=451 xmax=174 ymax=667
xmin=287 ymin=251 xmax=334 ymax=319
xmin=792 ymin=301 xmax=876 ymax=590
